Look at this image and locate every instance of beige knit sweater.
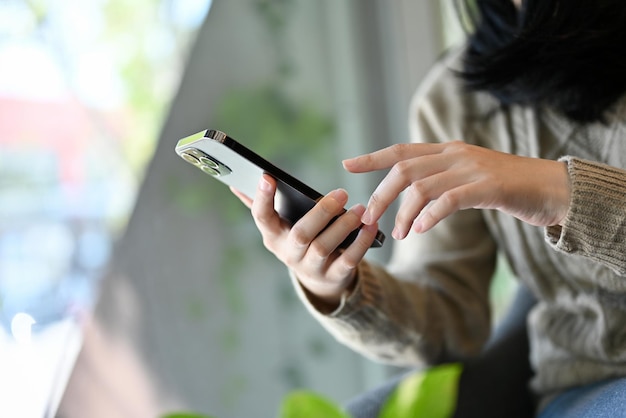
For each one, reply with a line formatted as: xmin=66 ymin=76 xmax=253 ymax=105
xmin=291 ymin=48 xmax=626 ymax=401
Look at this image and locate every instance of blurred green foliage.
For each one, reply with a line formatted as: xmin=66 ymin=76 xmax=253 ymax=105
xmin=379 ymin=363 xmax=463 ymax=418
xmin=100 ymin=0 xmax=200 ymax=174
xmin=213 ymin=85 xmax=334 ymax=163
xmin=161 ymin=413 xmax=217 ymax=418
xmin=279 ymin=390 xmax=351 ymax=418
xmin=163 ymin=361 xmax=463 ymax=418
xmin=274 ymin=363 xmax=462 ymax=418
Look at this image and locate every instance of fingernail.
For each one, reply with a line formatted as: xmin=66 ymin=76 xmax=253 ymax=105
xmin=259 ymin=177 xmax=272 ymax=191
xmin=342 ymin=158 xmax=358 ymax=171
xmin=330 ymin=188 xmax=348 ymax=202
xmin=361 ymin=209 xmax=372 ymax=225
xmin=350 ymin=204 xmax=366 ymax=217
xmin=392 ymin=226 xmax=407 ymax=240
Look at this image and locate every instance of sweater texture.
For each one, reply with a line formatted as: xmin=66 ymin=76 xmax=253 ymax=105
xmin=291 ymin=47 xmax=626 ymax=407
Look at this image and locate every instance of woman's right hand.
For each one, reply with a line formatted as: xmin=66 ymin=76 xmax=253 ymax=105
xmin=231 ymin=174 xmax=379 ymax=309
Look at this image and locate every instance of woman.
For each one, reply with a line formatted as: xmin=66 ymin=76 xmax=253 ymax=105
xmin=233 ymin=0 xmax=626 ymax=416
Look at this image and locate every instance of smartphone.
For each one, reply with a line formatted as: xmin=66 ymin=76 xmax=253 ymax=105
xmin=174 ymin=129 xmax=385 ymax=248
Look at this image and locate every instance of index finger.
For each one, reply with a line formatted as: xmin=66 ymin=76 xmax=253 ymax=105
xmin=342 ymin=142 xmax=443 ymax=173
xmin=230 ymin=187 xmax=253 ymax=209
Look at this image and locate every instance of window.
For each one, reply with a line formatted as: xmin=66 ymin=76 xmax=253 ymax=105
xmin=0 ymin=1 xmax=211 ymax=416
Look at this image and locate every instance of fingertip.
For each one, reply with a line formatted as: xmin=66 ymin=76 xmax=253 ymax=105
xmin=361 ymin=209 xmax=374 ymax=225
xmin=391 ymin=226 xmax=407 ymax=240
xmin=412 ymin=219 xmax=433 ymax=234
xmin=258 ymin=174 xmax=275 ymax=192
xmin=230 ymin=187 xmax=253 ymax=208
xmin=342 ymin=158 xmax=359 ymax=172
xmin=262 ymin=173 xmax=275 ymax=183
xmin=330 ymin=188 xmax=349 ymax=203
xmin=349 ymin=203 xmax=366 ymax=218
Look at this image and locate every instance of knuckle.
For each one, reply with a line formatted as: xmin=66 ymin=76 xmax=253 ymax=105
xmin=362 ymin=153 xmax=375 ymax=166
xmin=289 ymin=224 xmax=311 ymax=248
xmin=250 ymin=204 xmax=261 ymax=219
xmin=468 ymin=156 xmax=485 ymax=169
xmin=445 ymin=141 xmax=472 ymax=158
xmin=368 ymin=192 xmax=383 ymax=209
xmin=440 ymin=190 xmax=460 ymax=210
xmin=319 ymin=198 xmax=339 ymax=215
xmin=408 ymin=180 xmax=427 ymax=198
xmin=309 ymin=240 xmax=331 ymax=258
xmin=282 ymin=252 xmax=299 ymax=267
xmin=446 ymin=140 xmax=467 ymax=151
xmin=251 ymin=205 xmax=270 ymax=224
xmin=336 ymin=250 xmax=358 ymax=271
xmin=281 ymin=245 xmax=302 ymax=266
xmin=339 ymin=257 xmax=358 ymax=272
xmin=391 ymin=143 xmax=411 ymax=158
xmin=262 ymin=236 xmax=277 ymax=252
xmin=390 ymin=160 xmax=411 ymax=180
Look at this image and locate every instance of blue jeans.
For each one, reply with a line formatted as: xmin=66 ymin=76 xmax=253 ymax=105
xmin=537 ymin=377 xmax=626 ymax=418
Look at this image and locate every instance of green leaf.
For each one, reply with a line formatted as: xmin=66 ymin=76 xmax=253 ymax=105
xmin=160 ymin=412 xmax=217 ymax=418
xmin=379 ymin=363 xmax=463 ymax=418
xmin=279 ymin=390 xmax=351 ymax=418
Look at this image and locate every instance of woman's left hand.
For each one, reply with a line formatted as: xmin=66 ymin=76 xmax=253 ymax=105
xmin=343 ymin=141 xmax=571 ymax=239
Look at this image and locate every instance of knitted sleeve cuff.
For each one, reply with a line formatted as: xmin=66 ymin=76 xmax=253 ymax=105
xmin=545 ymin=156 xmax=626 ymax=275
xmin=289 ymin=260 xmax=383 ymax=319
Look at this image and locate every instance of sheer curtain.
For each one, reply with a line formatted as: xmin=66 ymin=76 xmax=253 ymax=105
xmin=58 ymin=1 xmax=443 ymax=417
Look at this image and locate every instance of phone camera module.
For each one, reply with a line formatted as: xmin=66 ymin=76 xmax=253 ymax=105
xmin=199 ymin=156 xmax=219 ymax=169
xmin=181 ymin=147 xmax=231 ymax=177
xmin=200 ymin=164 xmax=221 ymax=176
xmin=181 ymin=152 xmax=200 ymax=165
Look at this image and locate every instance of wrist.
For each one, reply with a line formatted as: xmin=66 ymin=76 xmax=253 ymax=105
xmin=298 ymin=269 xmax=359 ymax=314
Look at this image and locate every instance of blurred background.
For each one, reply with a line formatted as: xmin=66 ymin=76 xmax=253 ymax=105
xmin=0 ymin=1 xmax=514 ymax=417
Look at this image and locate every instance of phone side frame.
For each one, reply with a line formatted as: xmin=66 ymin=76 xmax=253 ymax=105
xmin=177 ymin=129 xmax=324 ymax=201
xmin=175 ymin=129 xmax=385 ymax=248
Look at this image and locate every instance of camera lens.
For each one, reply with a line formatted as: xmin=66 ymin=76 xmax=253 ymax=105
xmin=200 ymin=164 xmax=220 ymax=176
xmin=199 ymin=156 xmax=219 ymax=169
xmin=181 ymin=152 xmax=200 ymax=165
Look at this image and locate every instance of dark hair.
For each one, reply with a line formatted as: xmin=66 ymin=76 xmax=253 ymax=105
xmin=456 ymin=0 xmax=626 ymax=123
